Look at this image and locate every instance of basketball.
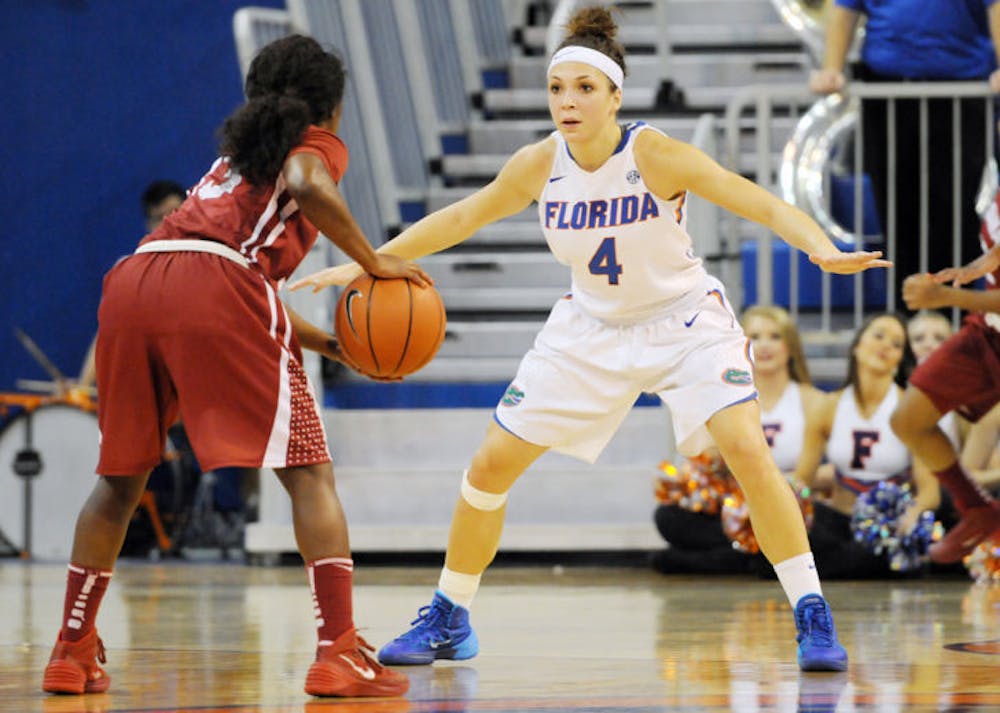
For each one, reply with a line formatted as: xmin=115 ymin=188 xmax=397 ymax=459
xmin=334 ymin=275 xmax=447 ymax=378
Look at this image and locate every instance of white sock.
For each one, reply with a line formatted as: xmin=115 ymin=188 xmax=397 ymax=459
xmin=773 ymin=552 xmax=822 ymax=607
xmin=438 ymin=567 xmax=481 ymax=609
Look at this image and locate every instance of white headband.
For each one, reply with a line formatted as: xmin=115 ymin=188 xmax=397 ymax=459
xmin=547 ymin=45 xmax=623 ymax=90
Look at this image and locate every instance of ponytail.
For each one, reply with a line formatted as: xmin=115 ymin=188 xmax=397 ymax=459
xmin=219 ymin=94 xmax=311 ymax=186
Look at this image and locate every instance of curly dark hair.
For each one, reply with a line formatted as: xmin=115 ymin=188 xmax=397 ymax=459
xmin=556 ymin=5 xmax=628 ymax=87
xmin=219 ymin=34 xmax=347 ymax=186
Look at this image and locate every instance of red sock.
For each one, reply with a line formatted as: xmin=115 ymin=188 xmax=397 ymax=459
xmin=308 ymin=557 xmax=354 ymax=645
xmin=60 ymin=564 xmax=112 ymax=642
xmin=935 ymin=461 xmax=993 ymax=513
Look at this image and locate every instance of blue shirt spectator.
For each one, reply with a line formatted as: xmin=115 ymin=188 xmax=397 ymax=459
xmin=835 ymin=0 xmax=998 ymax=79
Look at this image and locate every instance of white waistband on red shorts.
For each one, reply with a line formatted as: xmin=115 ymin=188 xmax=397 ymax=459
xmin=135 ymin=239 xmax=250 ymax=268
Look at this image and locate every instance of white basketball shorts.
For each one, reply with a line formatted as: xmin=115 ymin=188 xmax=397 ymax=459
xmin=494 ymin=276 xmax=756 ymax=462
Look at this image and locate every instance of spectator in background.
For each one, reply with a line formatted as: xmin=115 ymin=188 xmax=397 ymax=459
xmin=76 ymin=179 xmax=188 ymax=393
xmin=794 ymin=313 xmax=939 ymax=579
xmin=809 ymin=0 xmax=1000 ymax=306
xmin=140 ymin=180 xmax=187 ymax=232
xmin=907 ymin=310 xmax=955 ymax=365
xmin=652 ymin=305 xmax=824 ymax=574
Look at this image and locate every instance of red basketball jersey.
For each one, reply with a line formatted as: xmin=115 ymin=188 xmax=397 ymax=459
xmin=139 ymin=126 xmax=348 ymax=282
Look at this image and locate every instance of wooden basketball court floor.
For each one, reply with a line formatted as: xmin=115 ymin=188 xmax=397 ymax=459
xmin=3 ymin=561 xmax=1000 ymax=712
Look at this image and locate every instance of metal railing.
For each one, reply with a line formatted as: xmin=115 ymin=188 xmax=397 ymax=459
xmin=725 ymin=81 xmax=995 ymax=336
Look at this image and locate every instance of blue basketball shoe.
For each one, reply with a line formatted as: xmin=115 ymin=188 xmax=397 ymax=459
xmin=378 ymin=591 xmax=479 ymax=665
xmin=794 ymin=594 xmax=848 ymax=672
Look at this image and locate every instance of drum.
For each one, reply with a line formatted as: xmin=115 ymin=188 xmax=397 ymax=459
xmin=0 ymin=402 xmax=100 ymax=561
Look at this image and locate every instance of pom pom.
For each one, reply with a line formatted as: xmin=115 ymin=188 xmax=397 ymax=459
xmin=850 ymin=481 xmax=940 ymax=572
xmin=721 ymin=476 xmax=813 ymax=554
xmin=721 ymin=491 xmax=758 ymax=554
xmin=654 ymin=453 xmax=734 ymax=516
xmin=963 ymin=539 xmax=1000 ymax=583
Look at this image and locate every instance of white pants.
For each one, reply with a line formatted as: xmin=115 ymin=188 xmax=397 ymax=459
xmin=495 ymin=276 xmax=756 ymax=463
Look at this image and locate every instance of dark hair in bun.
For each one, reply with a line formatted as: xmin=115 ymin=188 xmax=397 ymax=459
xmin=557 ymin=5 xmax=627 ymax=84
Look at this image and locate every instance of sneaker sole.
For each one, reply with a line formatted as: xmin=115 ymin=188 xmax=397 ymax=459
xmin=799 ymin=656 xmax=849 ymax=672
xmin=304 ymin=666 xmax=409 ymax=698
xmin=42 ymin=661 xmax=111 ymax=694
xmin=379 ymin=631 xmax=479 ymax=666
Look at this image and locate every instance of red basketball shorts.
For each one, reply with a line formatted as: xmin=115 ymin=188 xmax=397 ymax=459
xmin=94 ymin=251 xmax=330 ymax=475
xmin=909 ymin=313 xmax=1000 ymax=423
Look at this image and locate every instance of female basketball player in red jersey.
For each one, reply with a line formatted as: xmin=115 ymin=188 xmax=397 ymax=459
xmin=41 ymin=35 xmax=426 ymax=699
xmin=891 ymin=189 xmax=1000 ymax=563
xmin=294 ymin=6 xmax=889 ymax=672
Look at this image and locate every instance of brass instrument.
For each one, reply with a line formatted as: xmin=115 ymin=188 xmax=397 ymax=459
xmin=779 ymin=93 xmax=864 ymax=244
xmin=769 ymin=0 xmax=835 ymax=63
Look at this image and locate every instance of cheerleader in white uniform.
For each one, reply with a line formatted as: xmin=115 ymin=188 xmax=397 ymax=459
xmin=795 ymin=314 xmax=939 ymax=578
xmin=294 ymin=5 xmax=889 ymax=672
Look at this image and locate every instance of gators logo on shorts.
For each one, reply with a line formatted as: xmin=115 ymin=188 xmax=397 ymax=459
xmin=501 ymin=384 xmax=525 ymax=407
xmin=722 ymin=368 xmax=753 ymax=385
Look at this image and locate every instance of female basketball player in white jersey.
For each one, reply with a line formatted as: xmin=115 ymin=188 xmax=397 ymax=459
xmin=794 ymin=314 xmax=939 ymax=578
xmin=294 ymin=5 xmax=890 ymax=671
xmin=652 ymin=305 xmax=824 ymax=573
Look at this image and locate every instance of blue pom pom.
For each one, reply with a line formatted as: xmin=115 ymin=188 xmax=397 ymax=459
xmin=850 ymin=481 xmax=938 ymax=572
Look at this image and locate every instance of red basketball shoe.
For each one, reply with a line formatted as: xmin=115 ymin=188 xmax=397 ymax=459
xmin=305 ymin=628 xmax=409 ymax=698
xmin=929 ymin=504 xmax=1000 ymax=563
xmin=42 ymin=629 xmax=110 ymax=694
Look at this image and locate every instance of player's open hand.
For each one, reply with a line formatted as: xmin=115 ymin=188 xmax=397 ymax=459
xmin=808 ymin=250 xmax=891 ymax=274
xmin=933 ymin=250 xmax=1000 ymax=286
xmin=289 ymin=263 xmax=364 ymax=292
xmin=903 ymin=273 xmax=951 ymax=310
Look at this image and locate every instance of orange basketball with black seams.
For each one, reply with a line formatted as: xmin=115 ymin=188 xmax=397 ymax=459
xmin=334 ymin=275 xmax=447 ymax=378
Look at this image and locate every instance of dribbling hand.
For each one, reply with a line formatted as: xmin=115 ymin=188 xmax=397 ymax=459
xmin=808 ymin=250 xmax=892 ymax=275
xmin=369 ymin=254 xmax=433 ymax=288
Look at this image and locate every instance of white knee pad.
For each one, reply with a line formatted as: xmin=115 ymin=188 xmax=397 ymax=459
xmin=460 ymin=469 xmax=508 ymax=511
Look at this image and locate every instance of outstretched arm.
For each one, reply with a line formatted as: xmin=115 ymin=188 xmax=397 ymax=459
xmin=635 ymin=132 xmax=890 ymax=274
xmin=291 ymin=140 xmax=551 ymax=292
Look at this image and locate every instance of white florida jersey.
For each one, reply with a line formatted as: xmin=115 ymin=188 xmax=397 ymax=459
xmin=761 ymin=382 xmax=806 ymax=473
xmin=538 ymin=122 xmax=706 ymax=323
xmin=826 ymin=385 xmax=911 ymax=490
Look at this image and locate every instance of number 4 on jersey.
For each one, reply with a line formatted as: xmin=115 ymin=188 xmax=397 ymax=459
xmin=588 ymin=237 xmax=623 ymax=285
